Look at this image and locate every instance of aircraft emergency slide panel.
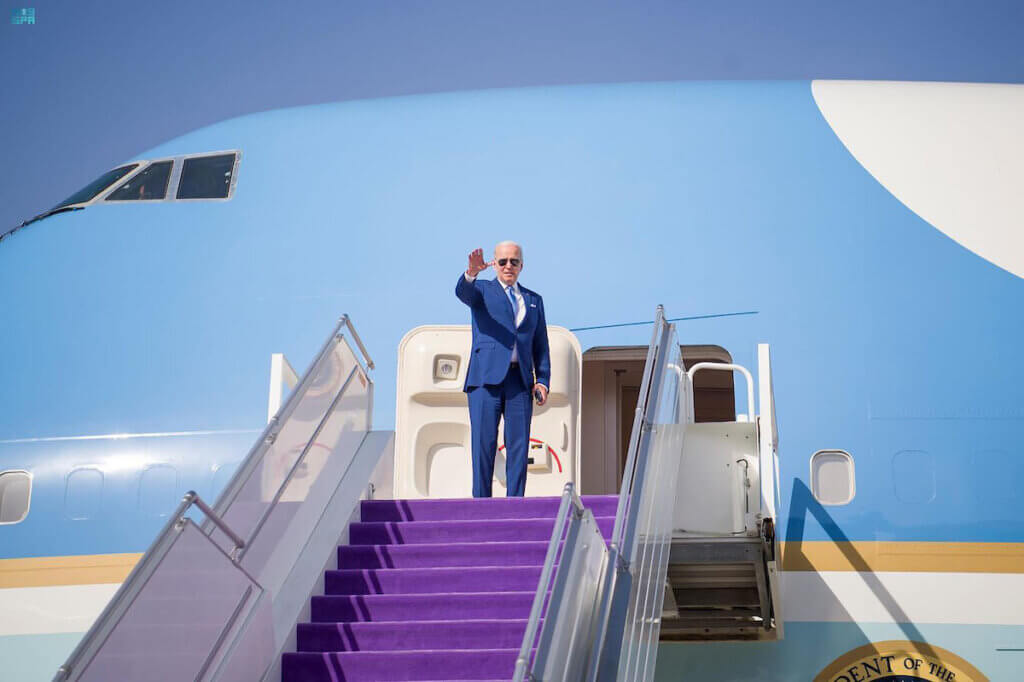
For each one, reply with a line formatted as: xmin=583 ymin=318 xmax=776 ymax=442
xmin=394 ymin=325 xmax=582 ymax=498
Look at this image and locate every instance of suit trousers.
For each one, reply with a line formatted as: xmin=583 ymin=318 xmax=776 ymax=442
xmin=467 ymin=363 xmax=533 ymax=497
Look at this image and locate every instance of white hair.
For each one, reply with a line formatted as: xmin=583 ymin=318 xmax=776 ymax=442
xmin=494 ymin=240 xmax=523 ymax=261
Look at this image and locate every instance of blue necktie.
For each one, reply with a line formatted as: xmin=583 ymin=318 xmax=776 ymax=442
xmin=507 ymin=286 xmax=517 ymax=321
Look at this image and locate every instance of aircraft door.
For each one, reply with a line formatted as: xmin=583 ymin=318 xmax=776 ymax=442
xmin=394 ymin=325 xmax=581 ymax=499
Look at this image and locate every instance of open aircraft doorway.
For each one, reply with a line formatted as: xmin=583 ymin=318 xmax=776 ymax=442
xmin=580 ymin=344 xmax=736 ymax=495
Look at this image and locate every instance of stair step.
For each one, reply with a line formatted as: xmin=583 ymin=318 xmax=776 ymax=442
xmin=668 ymin=564 xmax=757 ymax=578
xmin=660 ymin=619 xmax=766 ymax=641
xmin=284 ymin=495 xmax=613 ymax=681
xmin=673 ymin=587 xmax=761 ymax=608
xmin=360 ymin=495 xmax=619 ymax=522
xmin=325 ymin=566 xmax=543 ymax=595
xmin=296 ymin=619 xmax=532 ymax=652
xmin=338 ymin=540 xmax=553 ymax=569
xmin=670 ymin=576 xmax=757 ymax=589
xmin=349 ymin=517 xmax=614 ymax=545
xmin=311 ymin=591 xmax=544 ymax=623
xmin=281 ymin=648 xmax=521 ymax=681
xmin=667 ymin=608 xmax=765 ymax=626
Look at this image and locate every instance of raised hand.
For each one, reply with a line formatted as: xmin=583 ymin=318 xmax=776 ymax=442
xmin=466 ymin=248 xmax=493 ymax=277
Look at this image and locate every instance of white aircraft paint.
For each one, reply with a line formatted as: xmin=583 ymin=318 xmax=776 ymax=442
xmin=812 ymin=80 xmax=1024 ymax=280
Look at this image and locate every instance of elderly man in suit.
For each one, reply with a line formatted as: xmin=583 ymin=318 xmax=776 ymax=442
xmin=456 ymin=241 xmax=550 ymax=497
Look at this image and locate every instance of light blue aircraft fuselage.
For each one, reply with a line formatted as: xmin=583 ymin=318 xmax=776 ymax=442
xmin=2 ymin=80 xmax=1021 ymax=681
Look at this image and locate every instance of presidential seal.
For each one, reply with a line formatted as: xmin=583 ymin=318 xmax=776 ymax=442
xmin=815 ymin=641 xmax=988 ymax=682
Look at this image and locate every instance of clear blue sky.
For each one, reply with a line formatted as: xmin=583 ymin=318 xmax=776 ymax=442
xmin=1 ymin=0 xmax=1022 ymax=232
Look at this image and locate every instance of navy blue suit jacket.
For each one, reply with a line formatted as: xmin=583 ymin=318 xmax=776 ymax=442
xmin=455 ymin=275 xmax=551 ymax=392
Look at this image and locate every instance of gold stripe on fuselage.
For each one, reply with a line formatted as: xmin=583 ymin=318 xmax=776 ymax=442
xmin=2 ymin=542 xmax=1023 ymax=589
xmin=0 ymin=553 xmax=143 ymax=588
xmin=782 ymin=541 xmax=1024 ymax=573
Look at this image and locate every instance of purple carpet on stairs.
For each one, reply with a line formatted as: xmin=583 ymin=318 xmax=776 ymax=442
xmin=281 ymin=494 xmax=616 ymax=682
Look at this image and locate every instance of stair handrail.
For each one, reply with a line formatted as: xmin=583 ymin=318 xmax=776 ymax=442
xmin=52 ymin=490 xmax=251 ymax=682
xmin=210 ymin=314 xmax=369 ymax=522
xmin=588 ymin=305 xmax=688 ymax=682
xmin=340 ymin=313 xmax=375 ymax=370
xmin=516 ymin=482 xmax=610 ymax=682
xmin=513 ymin=483 xmax=579 ymax=681
xmin=609 ymin=305 xmax=666 ymax=554
xmin=686 ymin=362 xmax=755 ymax=423
xmin=524 ymin=305 xmax=687 ymax=682
xmin=235 ymin=362 xmax=361 ymax=559
xmin=583 ymin=306 xmax=668 ymax=682
xmin=52 ymin=314 xmax=374 ymax=682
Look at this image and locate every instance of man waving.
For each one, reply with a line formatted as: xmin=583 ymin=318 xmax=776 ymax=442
xmin=456 ymin=241 xmax=550 ymax=497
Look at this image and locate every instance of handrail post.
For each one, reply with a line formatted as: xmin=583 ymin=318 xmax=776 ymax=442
xmin=190 ymin=492 xmax=246 ymax=558
xmin=340 ymin=314 xmax=375 ymax=370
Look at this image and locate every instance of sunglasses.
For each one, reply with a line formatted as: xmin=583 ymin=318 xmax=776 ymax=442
xmin=497 ymin=258 xmax=521 ymax=267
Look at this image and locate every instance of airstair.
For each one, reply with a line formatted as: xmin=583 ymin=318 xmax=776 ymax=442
xmin=282 ymin=494 xmax=617 ymax=680
xmin=513 ymin=306 xmax=783 ymax=682
xmin=53 ymin=306 xmax=781 ymax=682
xmin=658 ymin=347 xmax=782 ymax=641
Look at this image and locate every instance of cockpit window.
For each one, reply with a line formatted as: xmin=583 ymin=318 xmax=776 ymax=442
xmin=55 ymin=164 xmax=139 ymax=208
xmin=105 ymin=161 xmax=173 ymax=201
xmin=177 ymin=153 xmax=237 ymax=200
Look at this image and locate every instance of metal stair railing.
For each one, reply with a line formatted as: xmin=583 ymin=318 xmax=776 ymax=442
xmin=53 ymin=315 xmax=374 ymax=682
xmin=587 ymin=304 xmax=691 ymax=682
xmin=582 ymin=305 xmax=665 ymax=682
xmin=513 ymin=483 xmax=609 ymax=682
xmin=521 ymin=304 xmax=692 ymax=682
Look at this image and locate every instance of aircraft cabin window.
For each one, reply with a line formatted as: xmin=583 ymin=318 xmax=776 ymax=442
xmin=55 ymin=164 xmax=139 ymax=208
xmin=0 ymin=471 xmax=32 ymax=524
xmin=105 ymin=160 xmax=173 ymax=201
xmin=176 ymin=153 xmax=237 ymax=200
xmin=810 ymin=450 xmax=855 ymax=505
